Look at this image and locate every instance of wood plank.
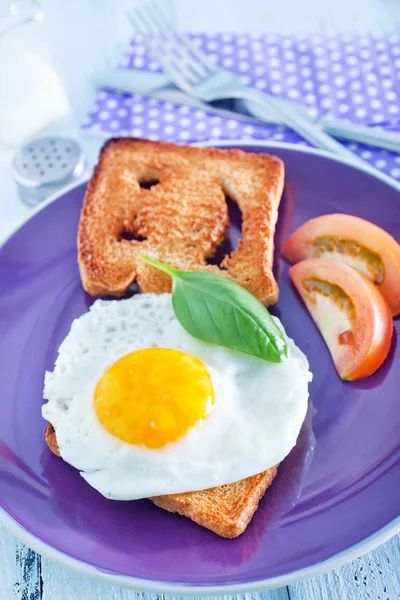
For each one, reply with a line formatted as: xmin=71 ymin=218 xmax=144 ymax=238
xmin=14 ymin=542 xmax=42 ymax=600
xmin=41 ymin=560 xmax=290 ymax=600
xmin=0 ymin=526 xmax=18 ymax=600
xmin=288 ymin=534 xmax=400 ymax=600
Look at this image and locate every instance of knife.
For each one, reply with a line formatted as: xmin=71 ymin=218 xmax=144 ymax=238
xmin=93 ymin=70 xmax=400 ymax=153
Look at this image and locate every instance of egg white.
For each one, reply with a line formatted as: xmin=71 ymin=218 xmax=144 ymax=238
xmin=42 ymin=293 xmax=312 ymax=500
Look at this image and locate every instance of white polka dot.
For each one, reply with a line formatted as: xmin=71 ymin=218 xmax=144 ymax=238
xmin=308 ymin=106 xmax=318 ymax=118
xmin=134 ymin=45 xmax=146 ymax=55
xmin=255 ymin=79 xmax=267 ymax=90
xmin=221 ymin=44 xmax=233 ymax=54
xmin=133 ymin=57 xmax=144 ymax=68
xmin=208 ymin=54 xmax=219 ymax=64
xmin=327 ymin=39 xmax=338 ymax=50
xmin=375 ymin=40 xmax=387 ymax=51
xmin=378 ymin=53 xmax=389 ymax=64
xmin=221 ymin=33 xmax=233 ymax=42
xmin=331 ymin=51 xmax=342 ymax=61
xmin=312 ymin=46 xmax=325 ymax=57
xmin=238 ymin=61 xmax=250 ymax=72
xmin=211 ymin=127 xmax=222 ymax=137
xmin=348 ymin=143 xmax=359 ymax=151
xmin=303 ymin=80 xmax=314 ymax=92
xmin=270 ymin=70 xmax=281 ymax=80
xmin=366 ymin=72 xmax=377 ymax=83
xmin=223 ymin=57 xmax=234 ymax=68
xmin=179 ymin=130 xmax=191 ymax=140
xmin=272 ymin=132 xmax=285 ymax=140
xmin=99 ymin=110 xmax=110 ymax=120
xmin=321 ymin=97 xmax=332 ymax=108
xmin=297 ymin=41 xmax=308 ymax=52
xmin=336 ymin=89 xmax=348 ymax=100
xmin=331 ymin=63 xmax=343 ymax=74
xmin=254 ymin=65 xmax=265 ymax=76
xmin=237 ymin=35 xmax=248 ymax=47
xmin=350 ymin=80 xmax=362 ymax=91
xmin=372 ymin=113 xmax=385 ymax=122
xmin=253 ymin=52 xmax=264 ymax=63
xmin=345 ymin=55 xmax=358 ymax=66
xmin=286 ymin=75 xmax=298 ymax=86
xmin=149 ymin=108 xmax=159 ymax=117
xmin=382 ymin=79 xmax=393 ymax=89
xmin=360 ymin=49 xmax=370 ymax=59
xmin=338 ymin=104 xmax=349 ymax=114
xmin=375 ymin=159 xmax=387 ymax=168
xmin=133 ymin=104 xmax=144 ymax=113
xmin=304 ymin=93 xmax=316 ymax=104
xmin=361 ymin=150 xmax=372 ymax=159
xmin=334 ymin=75 xmax=346 ymax=87
xmin=98 ymin=91 xmax=108 ymax=101
xmin=164 ymin=125 xmax=175 ymax=134
xmin=179 ymin=117 xmax=191 ymax=126
xmin=164 ymin=113 xmax=175 ymax=122
xmin=299 ymin=55 xmax=310 ymax=65
xmin=238 ymin=48 xmax=249 ymax=58
xmin=178 ymin=106 xmax=190 ymax=115
xmin=207 ymin=40 xmax=219 ymax=51
xmin=106 ymin=99 xmax=118 ymax=109
xmin=132 ymin=115 xmax=143 ymax=125
xmin=192 ymin=37 xmax=203 ymax=47
xmin=301 ymin=67 xmax=312 ymax=77
xmin=371 ymin=99 xmax=382 ymax=109
xmin=227 ymin=120 xmax=238 ymax=129
xmin=388 ymin=105 xmax=399 ymax=114
xmin=284 ymin=50 xmax=295 ymax=60
xmin=395 ymin=156 xmax=400 ymax=164
xmin=316 ymin=71 xmax=328 ymax=81
xmin=239 ymin=75 xmax=251 ymax=85
xmin=271 ymin=83 xmax=283 ymax=94
xmin=353 ymin=93 xmax=365 ymax=104
xmin=379 ymin=65 xmax=391 ymax=75
xmin=195 ymin=110 xmax=206 ymax=119
xmin=117 ymin=108 xmax=128 ymax=118
xmin=391 ymin=168 xmax=400 ymax=178
xmin=195 ymin=122 xmax=206 ymax=132
xmin=285 ymin=63 xmax=297 ymax=73
xmin=148 ymin=133 xmax=159 ymax=141
xmin=148 ymin=61 xmax=159 ymax=71
xmin=148 ymin=98 xmax=157 ymax=108
xmin=319 ymin=83 xmax=330 ymax=94
xmin=132 ymin=127 xmax=143 ymax=136
xmin=389 ymin=34 xmax=399 ymax=44
xmin=282 ymin=38 xmax=292 ymax=49
xmin=367 ymin=86 xmax=378 ymax=97
xmin=251 ymin=40 xmax=263 ymax=51
xmin=315 ymin=59 xmax=326 ymax=69
xmin=148 ymin=121 xmax=159 ymax=130
xmin=385 ymin=90 xmax=397 ymax=101
xmin=109 ymin=120 xmax=120 ymax=129
xmin=287 ymin=89 xmax=300 ymax=99
xmin=348 ymin=68 xmax=360 ymax=79
xmin=355 ymin=108 xmax=367 ymax=118
xmin=243 ymin=125 xmax=255 ymax=135
xmin=266 ymin=46 xmax=278 ymax=57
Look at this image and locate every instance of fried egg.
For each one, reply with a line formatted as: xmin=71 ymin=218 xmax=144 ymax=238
xmin=42 ymin=294 xmax=312 ymax=500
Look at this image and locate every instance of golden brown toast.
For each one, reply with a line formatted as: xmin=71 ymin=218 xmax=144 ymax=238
xmin=78 ymin=138 xmax=284 ymax=305
xmin=45 ymin=423 xmax=278 ymax=538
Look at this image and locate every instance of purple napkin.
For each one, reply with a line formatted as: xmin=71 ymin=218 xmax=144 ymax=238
xmin=81 ymin=32 xmax=400 ymax=181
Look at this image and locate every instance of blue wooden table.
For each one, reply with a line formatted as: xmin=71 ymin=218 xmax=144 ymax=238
xmin=0 ymin=0 xmax=399 ymax=598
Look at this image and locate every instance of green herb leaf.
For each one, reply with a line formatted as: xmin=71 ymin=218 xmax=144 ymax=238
xmin=139 ymin=255 xmax=288 ymax=363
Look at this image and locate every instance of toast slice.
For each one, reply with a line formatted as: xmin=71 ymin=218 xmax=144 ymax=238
xmin=78 ymin=138 xmax=284 ymax=305
xmin=45 ymin=423 xmax=278 ymax=538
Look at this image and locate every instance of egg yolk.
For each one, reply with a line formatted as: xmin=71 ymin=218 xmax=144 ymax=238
xmin=94 ymin=348 xmax=215 ymax=449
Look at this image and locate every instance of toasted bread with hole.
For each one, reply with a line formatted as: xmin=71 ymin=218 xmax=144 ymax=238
xmin=45 ymin=423 xmax=278 ymax=538
xmin=78 ymin=138 xmax=284 ymax=305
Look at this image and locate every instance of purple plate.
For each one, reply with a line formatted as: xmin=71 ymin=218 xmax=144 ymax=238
xmin=0 ymin=142 xmax=399 ymax=593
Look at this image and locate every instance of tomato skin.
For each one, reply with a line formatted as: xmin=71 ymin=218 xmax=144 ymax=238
xmin=289 ymin=258 xmax=393 ymax=381
xmin=281 ymin=214 xmax=400 ymax=316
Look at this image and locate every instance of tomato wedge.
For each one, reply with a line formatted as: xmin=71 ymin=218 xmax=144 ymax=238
xmin=281 ymin=214 xmax=400 ymax=316
xmin=289 ymin=258 xmax=393 ymax=381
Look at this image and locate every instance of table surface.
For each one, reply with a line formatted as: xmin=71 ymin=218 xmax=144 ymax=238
xmin=0 ymin=0 xmax=399 ymax=598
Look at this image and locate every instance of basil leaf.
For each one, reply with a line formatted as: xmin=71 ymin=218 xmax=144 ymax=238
xmin=139 ymin=255 xmax=288 ymax=363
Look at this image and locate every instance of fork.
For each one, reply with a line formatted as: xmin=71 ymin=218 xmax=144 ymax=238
xmin=129 ymin=3 xmax=363 ymax=163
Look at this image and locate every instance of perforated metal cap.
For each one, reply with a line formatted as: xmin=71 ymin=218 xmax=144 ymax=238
xmin=12 ymin=136 xmax=87 ymax=206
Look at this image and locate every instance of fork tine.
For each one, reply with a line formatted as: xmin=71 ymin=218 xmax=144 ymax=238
xmin=145 ymin=1 xmax=214 ymax=77
xmin=128 ymin=11 xmax=203 ymax=92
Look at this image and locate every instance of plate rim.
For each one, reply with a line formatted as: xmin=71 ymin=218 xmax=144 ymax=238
xmin=1 ymin=139 xmax=399 ymax=594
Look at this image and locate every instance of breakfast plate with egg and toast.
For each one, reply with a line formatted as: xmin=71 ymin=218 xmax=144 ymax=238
xmin=0 ymin=139 xmax=399 ymax=594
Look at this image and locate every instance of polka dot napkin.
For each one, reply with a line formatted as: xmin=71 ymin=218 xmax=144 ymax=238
xmin=81 ymin=33 xmax=400 ymax=181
